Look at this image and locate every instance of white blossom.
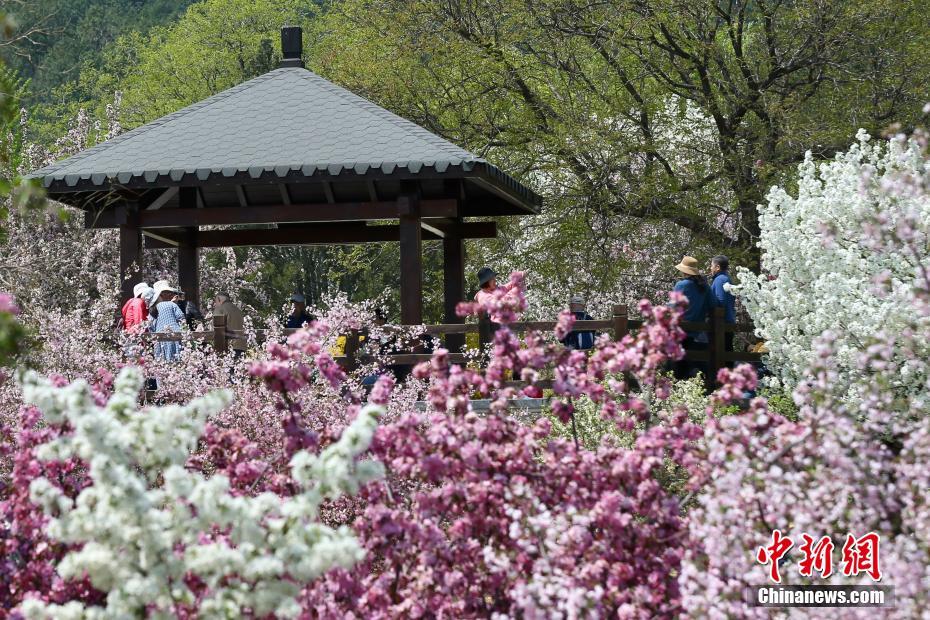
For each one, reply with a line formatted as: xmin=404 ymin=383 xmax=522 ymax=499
xmin=736 ymin=130 xmax=930 ymax=402
xmin=18 ymin=367 xmax=383 ymax=618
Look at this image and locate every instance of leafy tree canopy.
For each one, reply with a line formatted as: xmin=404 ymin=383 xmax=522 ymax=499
xmin=310 ymin=0 xmax=930 ymax=263
xmin=0 ymin=0 xmax=194 ymax=101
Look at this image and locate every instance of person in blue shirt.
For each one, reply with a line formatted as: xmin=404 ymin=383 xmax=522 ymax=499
xmin=709 ymin=255 xmax=736 ymax=353
xmin=560 ymin=295 xmax=596 ymax=350
xmin=285 ymin=293 xmax=314 ymax=329
xmin=672 ymin=256 xmax=712 ymax=380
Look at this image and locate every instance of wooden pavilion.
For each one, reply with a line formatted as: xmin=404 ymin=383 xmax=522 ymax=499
xmin=28 ymin=26 xmax=540 ymax=329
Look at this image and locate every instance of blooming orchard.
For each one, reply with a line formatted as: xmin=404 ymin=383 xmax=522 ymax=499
xmin=2 ymin=268 xmax=713 ymax=617
xmin=5 ymin=120 xmax=930 ymax=617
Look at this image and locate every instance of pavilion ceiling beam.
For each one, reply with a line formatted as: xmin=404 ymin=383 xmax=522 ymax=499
xmin=86 ymin=199 xmax=458 ymax=229
xmin=76 ymin=191 xmax=101 ymax=210
xmin=366 ymin=180 xmax=378 ymax=202
xmin=420 ymin=221 xmax=446 ymax=238
xmin=142 ymin=221 xmax=496 ymax=249
xmin=235 ymin=185 xmax=249 ymax=208
xmin=142 ymin=229 xmax=181 ymax=247
xmin=278 ymin=184 xmax=292 ymax=205
xmin=145 ymin=186 xmax=179 ymax=211
xmin=421 ymin=217 xmax=493 ymax=239
xmin=322 ymin=181 xmax=335 ymax=204
xmin=444 ymin=179 xmax=466 ymax=203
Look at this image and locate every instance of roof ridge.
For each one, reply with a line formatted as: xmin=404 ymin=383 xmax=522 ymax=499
xmin=33 ymin=70 xmax=286 ymax=176
xmin=295 ymin=69 xmax=482 ymax=162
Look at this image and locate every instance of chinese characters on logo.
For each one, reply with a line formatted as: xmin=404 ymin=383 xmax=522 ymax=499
xmin=757 ymin=531 xmax=881 ymax=583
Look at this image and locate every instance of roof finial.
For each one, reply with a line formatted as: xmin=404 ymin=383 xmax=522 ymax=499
xmin=280 ymin=25 xmax=304 ymax=68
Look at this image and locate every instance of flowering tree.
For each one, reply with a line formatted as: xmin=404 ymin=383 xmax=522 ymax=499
xmin=736 ymin=129 xmax=930 ymax=401
xmin=0 ymin=294 xmax=426 ymax=614
xmin=683 ymin=125 xmax=930 ymax=617
xmin=297 ymin=273 xmax=706 ymax=617
xmin=13 ymin=366 xmax=384 ymax=618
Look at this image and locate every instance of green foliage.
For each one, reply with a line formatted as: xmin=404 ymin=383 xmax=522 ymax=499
xmin=246 ymin=241 xmax=446 ymax=322
xmin=0 ymin=1 xmax=194 ymax=101
xmin=759 ymin=388 xmax=800 ymax=422
xmin=310 ymin=0 xmax=930 ymax=266
xmin=114 ymin=0 xmax=317 ymax=123
xmin=546 ymin=374 xmax=709 ymax=450
xmin=0 ymin=302 xmax=26 ymax=367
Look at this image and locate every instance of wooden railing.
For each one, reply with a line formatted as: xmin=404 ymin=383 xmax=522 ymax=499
xmin=150 ymin=305 xmax=762 ymax=390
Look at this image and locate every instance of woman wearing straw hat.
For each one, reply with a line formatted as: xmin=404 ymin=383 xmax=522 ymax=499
xmin=672 ymin=256 xmax=712 ymax=380
xmin=151 ymin=280 xmax=186 ymax=361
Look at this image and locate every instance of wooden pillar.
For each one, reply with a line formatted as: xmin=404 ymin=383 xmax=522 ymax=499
xmin=177 ymin=187 xmax=201 ymax=308
xmin=443 ymin=220 xmax=465 ymax=351
xmin=177 ymin=227 xmax=200 ymax=308
xmin=398 ymin=190 xmax=423 ymax=325
xmin=612 ymin=304 xmax=628 ymax=340
xmin=478 ymin=312 xmax=493 ymax=349
xmin=118 ymin=203 xmax=142 ymax=303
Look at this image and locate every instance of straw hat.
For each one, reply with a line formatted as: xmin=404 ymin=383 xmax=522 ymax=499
xmin=132 ymin=282 xmax=150 ymax=298
xmin=152 ymin=280 xmax=178 ymax=302
xmin=675 ymin=256 xmax=701 ymax=276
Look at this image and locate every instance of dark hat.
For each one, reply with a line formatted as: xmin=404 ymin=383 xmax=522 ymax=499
xmin=477 ymin=267 xmax=497 ymax=287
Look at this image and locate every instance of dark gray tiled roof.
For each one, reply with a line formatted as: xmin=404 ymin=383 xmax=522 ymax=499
xmin=30 ymin=67 xmax=537 ymax=209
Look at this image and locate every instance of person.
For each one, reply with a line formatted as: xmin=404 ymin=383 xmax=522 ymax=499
xmin=175 ymin=291 xmax=205 ymax=330
xmin=709 ymin=255 xmax=736 ymax=352
xmin=672 ymin=256 xmax=712 ymax=380
xmin=561 ymin=294 xmax=596 ymax=350
xmin=213 ymin=293 xmax=247 ymax=357
xmin=474 ymin=267 xmax=499 ymax=306
xmin=141 ymin=286 xmax=156 ymax=310
xmin=151 ymin=280 xmax=186 ymax=361
xmin=474 ymin=267 xmax=522 ymax=325
xmin=285 ymin=293 xmax=313 ymax=329
xmin=121 ymin=282 xmax=151 ymax=332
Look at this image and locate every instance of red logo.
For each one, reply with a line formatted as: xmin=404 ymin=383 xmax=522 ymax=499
xmin=757 ymin=529 xmax=794 ymax=583
xmin=841 ymin=532 xmax=882 ymax=581
xmin=798 ymin=534 xmax=834 ymax=578
xmin=756 ymin=531 xmax=882 ymax=583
